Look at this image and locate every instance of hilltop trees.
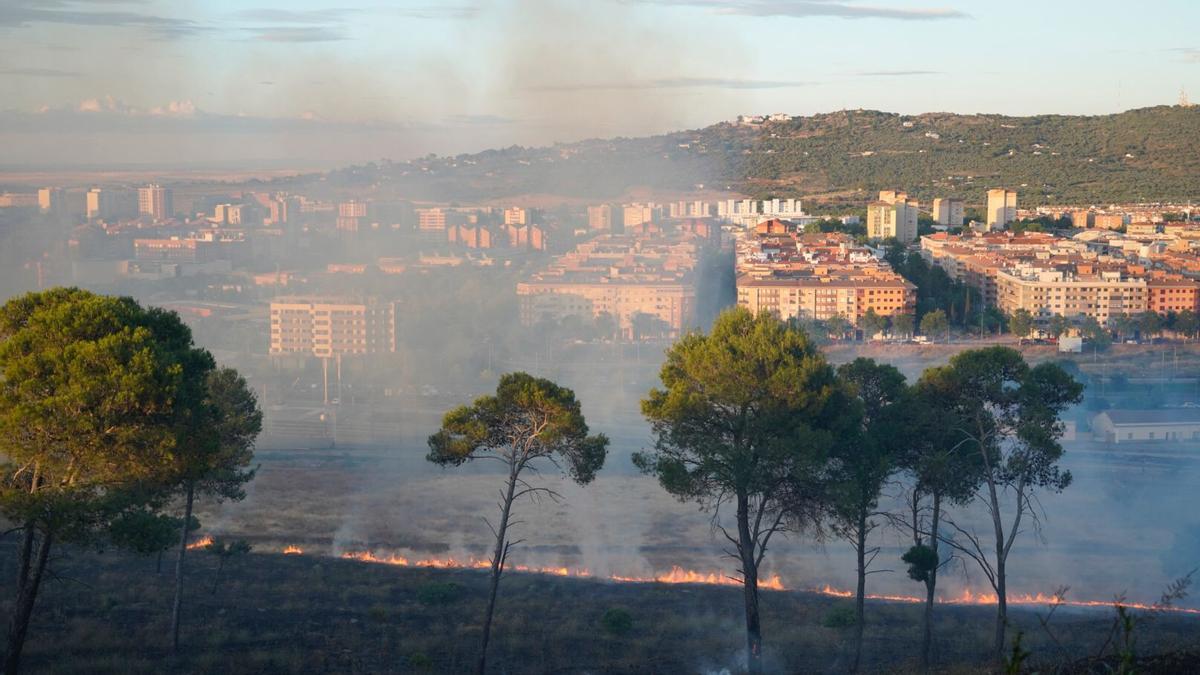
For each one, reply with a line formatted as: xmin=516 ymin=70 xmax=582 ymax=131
xmin=0 ymin=289 xmax=207 ymax=673
xmin=635 ymin=308 xmax=849 ymax=674
xmin=169 ymin=367 xmax=262 ymax=654
xmin=428 ymin=372 xmax=608 ymax=675
xmin=829 ymin=359 xmax=906 ymax=671
xmin=932 ymin=347 xmax=1083 ymax=658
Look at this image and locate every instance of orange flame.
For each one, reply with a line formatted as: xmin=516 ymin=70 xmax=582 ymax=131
xmin=186 ymin=535 xmax=213 ymax=550
xmin=330 ymin=549 xmax=1196 ymax=614
xmin=339 ymin=552 xmax=783 ymax=590
xmin=283 ymin=545 xmax=303 ymax=555
xmin=813 ymin=585 xmax=1200 ymax=615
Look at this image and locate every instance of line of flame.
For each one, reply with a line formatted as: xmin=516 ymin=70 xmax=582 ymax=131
xmin=288 ymin=547 xmax=1198 ymax=616
xmin=814 ymin=585 xmax=1200 ymax=615
xmin=186 ymin=535 xmax=214 ymax=550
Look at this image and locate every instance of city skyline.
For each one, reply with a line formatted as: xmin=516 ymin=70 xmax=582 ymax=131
xmin=3 ymin=0 xmax=1200 ymax=167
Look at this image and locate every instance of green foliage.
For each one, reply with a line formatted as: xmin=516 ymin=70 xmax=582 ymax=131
xmin=820 ymin=605 xmax=858 ymax=629
xmin=635 ymin=307 xmax=848 ymax=506
xmin=901 ymin=545 xmax=939 ymax=583
xmin=1009 ymin=309 xmax=1034 ymax=338
xmin=828 ymin=359 xmax=905 ymax=535
xmin=427 ymin=372 xmax=608 ymax=484
xmin=600 ymin=607 xmax=634 ymax=636
xmin=919 ymin=309 xmax=949 ymax=340
xmin=0 ymin=288 xmax=208 ymax=544
xmin=107 ymin=509 xmax=182 ymax=556
xmin=859 ymin=309 xmax=887 ymax=338
xmin=1003 ymin=630 xmax=1030 ymax=675
xmin=891 ymin=314 xmax=914 ymax=338
xmin=416 ymin=582 xmax=463 ymax=606
xmin=1048 ymin=314 xmax=1071 ymax=338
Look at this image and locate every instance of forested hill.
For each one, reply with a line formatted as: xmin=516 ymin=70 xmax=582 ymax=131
xmin=285 ymin=106 xmax=1200 ymax=206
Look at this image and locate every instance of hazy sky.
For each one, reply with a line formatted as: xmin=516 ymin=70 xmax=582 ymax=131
xmin=2 ymin=0 xmax=1199 ymax=167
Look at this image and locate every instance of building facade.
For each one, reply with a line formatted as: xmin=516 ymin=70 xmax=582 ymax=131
xmin=269 ymin=298 xmax=397 ymax=358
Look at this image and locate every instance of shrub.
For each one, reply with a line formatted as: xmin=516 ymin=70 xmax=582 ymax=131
xmin=367 ymin=605 xmax=387 ymax=622
xmin=601 ymin=607 xmax=634 ymax=636
xmin=821 ymin=605 xmax=858 ymax=629
xmin=416 ymin=582 xmax=462 ymax=606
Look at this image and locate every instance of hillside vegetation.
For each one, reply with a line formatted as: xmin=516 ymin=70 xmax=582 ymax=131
xmin=291 ymin=106 xmax=1200 ymax=206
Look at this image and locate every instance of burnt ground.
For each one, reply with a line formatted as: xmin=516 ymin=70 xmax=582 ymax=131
xmin=3 ymin=543 xmax=1198 ymax=674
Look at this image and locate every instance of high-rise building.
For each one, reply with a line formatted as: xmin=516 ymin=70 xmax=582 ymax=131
xmin=986 ymin=189 xmax=1017 ymax=229
xmin=417 ymin=208 xmax=447 ymax=231
xmin=867 ymin=190 xmax=918 ymax=242
xmin=37 ymin=187 xmax=64 ymax=215
xmin=86 ymin=188 xmax=108 ymax=220
xmin=504 ymin=206 xmax=531 ymax=226
xmin=1069 ymin=209 xmax=1094 ymax=229
xmin=269 ymin=298 xmax=397 ymax=358
xmin=587 ymin=204 xmax=613 ymax=230
xmin=932 ymin=198 xmax=965 ymax=227
xmin=137 ymin=184 xmax=173 ymax=220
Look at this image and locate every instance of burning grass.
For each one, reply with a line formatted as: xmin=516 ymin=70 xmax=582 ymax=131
xmin=8 ymin=542 xmax=1200 ymax=675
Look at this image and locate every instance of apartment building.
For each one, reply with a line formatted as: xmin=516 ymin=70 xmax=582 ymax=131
xmin=516 ymin=232 xmax=704 ymax=338
xmin=932 ymin=197 xmax=965 ymax=227
xmin=986 ymin=189 xmax=1017 ymax=229
xmin=994 ymin=267 xmax=1148 ymax=322
xmin=417 ymin=208 xmax=447 ymax=231
xmin=867 ymin=201 xmax=918 ymax=242
xmin=269 ymin=298 xmax=397 ymax=358
xmin=587 ymin=204 xmax=613 ymax=230
xmin=137 ymin=184 xmax=173 ymax=220
xmin=736 ymin=228 xmax=916 ymax=325
xmin=37 ymin=187 xmax=64 ymax=215
xmin=737 ymin=273 xmax=915 ymax=324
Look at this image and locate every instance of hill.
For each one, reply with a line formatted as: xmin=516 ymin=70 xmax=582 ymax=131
xmin=280 ymin=106 xmax=1200 ymax=207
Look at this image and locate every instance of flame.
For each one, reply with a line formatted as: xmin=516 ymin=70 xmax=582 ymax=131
xmin=339 ymin=552 xmax=782 ymax=590
xmin=283 ymin=545 xmax=303 ymax=555
xmin=186 ymin=535 xmax=213 ymax=550
xmin=812 ymin=585 xmax=1200 ymax=615
xmin=328 ymin=549 xmax=1197 ymax=615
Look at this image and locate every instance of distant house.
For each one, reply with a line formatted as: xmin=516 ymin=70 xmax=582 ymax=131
xmin=1091 ymin=409 xmax=1200 ymax=444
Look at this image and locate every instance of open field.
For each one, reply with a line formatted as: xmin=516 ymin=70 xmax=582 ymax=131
xmin=7 ymin=542 xmax=1199 ymax=674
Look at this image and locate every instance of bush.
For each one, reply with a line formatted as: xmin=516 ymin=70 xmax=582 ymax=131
xmin=416 ymin=581 xmax=462 ymax=606
xmin=367 ymin=605 xmax=387 ymax=622
xmin=600 ymin=607 xmax=634 ymax=636
xmin=407 ymin=651 xmax=434 ymax=670
xmin=821 ymin=605 xmax=858 ymax=629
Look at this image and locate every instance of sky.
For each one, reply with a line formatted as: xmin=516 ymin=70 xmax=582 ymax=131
xmin=2 ymin=0 xmax=1199 ymax=168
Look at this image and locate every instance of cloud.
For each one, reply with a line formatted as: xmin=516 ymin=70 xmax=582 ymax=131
xmin=0 ymin=67 xmax=81 ymax=78
xmin=446 ymin=114 xmax=518 ymax=126
xmin=857 ymin=69 xmax=941 ymax=76
xmin=0 ymin=0 xmax=209 ymax=38
xmin=632 ymin=0 xmax=967 ymax=20
xmin=249 ymin=26 xmax=348 ymax=42
xmin=531 ymin=76 xmax=813 ymax=91
xmin=233 ymin=8 xmax=356 ymax=24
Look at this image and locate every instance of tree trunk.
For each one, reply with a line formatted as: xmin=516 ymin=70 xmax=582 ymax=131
xmin=737 ymin=494 xmax=763 ymax=675
xmin=171 ymin=481 xmax=195 ymax=656
xmin=994 ymin=558 xmax=1007 ymax=659
xmin=851 ymin=512 xmax=867 ymax=672
xmin=477 ymin=467 xmax=519 ymax=675
xmin=3 ymin=527 xmax=51 ymax=675
xmin=921 ymin=493 xmax=941 ymax=669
